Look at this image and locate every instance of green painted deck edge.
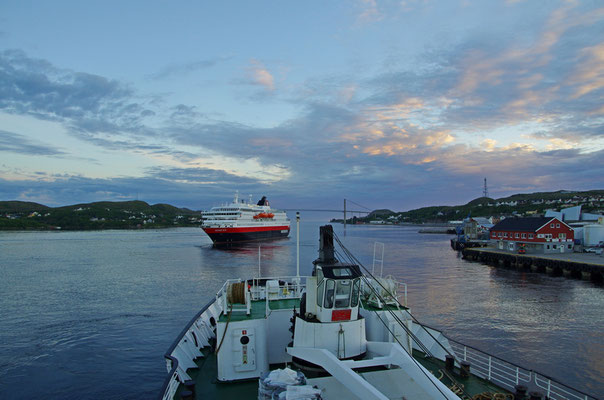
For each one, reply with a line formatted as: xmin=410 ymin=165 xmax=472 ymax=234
xmin=218 ymin=298 xmax=301 ymax=322
xmin=412 ymin=349 xmax=514 ymax=397
xmin=172 ymin=347 xmax=259 ymax=400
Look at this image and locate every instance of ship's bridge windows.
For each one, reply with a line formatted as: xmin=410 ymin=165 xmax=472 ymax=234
xmin=324 ymin=279 xmax=335 ymax=308
xmin=316 ymin=268 xmax=324 ymax=283
xmin=351 ymin=279 xmax=360 ymax=307
xmin=317 ymin=279 xmax=325 ymax=307
xmin=321 ymin=278 xmax=360 ymax=309
xmin=331 ymin=268 xmax=353 ymax=277
xmin=335 ymin=280 xmax=351 ymax=308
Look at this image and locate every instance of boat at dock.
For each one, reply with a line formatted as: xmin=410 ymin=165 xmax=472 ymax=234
xmin=161 ymin=225 xmax=598 ymax=400
xmin=201 ymin=192 xmax=290 ymax=244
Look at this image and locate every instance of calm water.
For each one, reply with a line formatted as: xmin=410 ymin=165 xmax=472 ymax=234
xmin=0 ymin=222 xmax=602 ymax=399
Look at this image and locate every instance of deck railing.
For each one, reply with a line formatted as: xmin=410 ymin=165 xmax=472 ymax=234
xmin=159 ymin=276 xmax=307 ymax=400
xmin=447 ymin=338 xmax=597 ymax=400
xmin=159 ymin=298 xmax=221 ymax=400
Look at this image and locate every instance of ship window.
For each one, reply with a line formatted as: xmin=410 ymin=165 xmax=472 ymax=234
xmin=324 ymin=279 xmax=335 ymax=308
xmin=317 ymin=281 xmax=324 ymax=308
xmin=316 ymin=268 xmax=324 ymax=283
xmin=335 ymin=280 xmax=351 ymax=308
xmin=332 ymin=268 xmax=352 ymax=277
xmin=351 ymin=279 xmax=360 ymax=307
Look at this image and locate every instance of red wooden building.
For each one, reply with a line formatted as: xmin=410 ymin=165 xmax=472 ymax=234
xmin=489 ymin=217 xmax=574 ymax=254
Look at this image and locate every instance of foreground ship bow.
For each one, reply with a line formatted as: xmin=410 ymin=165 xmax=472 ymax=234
xmin=161 ymin=225 xmax=598 ymax=400
xmin=201 ymin=193 xmax=290 ymax=244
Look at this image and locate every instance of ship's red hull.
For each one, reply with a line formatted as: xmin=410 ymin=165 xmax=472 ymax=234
xmin=202 ymin=225 xmax=290 ymax=244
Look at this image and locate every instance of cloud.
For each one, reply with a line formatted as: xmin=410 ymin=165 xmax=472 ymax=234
xmin=247 ymin=59 xmax=275 ymax=91
xmin=357 ymin=0 xmax=383 ymax=24
xmin=568 ymin=42 xmax=604 ymax=99
xmin=148 ymin=57 xmax=230 ymax=80
xmin=0 ymin=129 xmax=66 ymax=156
xmin=2 ymin=1 xmax=604 ymax=215
xmin=0 ymin=49 xmax=156 ymax=142
xmin=0 ymin=168 xmax=267 ymax=208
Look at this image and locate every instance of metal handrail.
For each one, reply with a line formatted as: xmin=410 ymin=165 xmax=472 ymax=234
xmin=158 ymin=298 xmax=217 ymax=400
xmin=160 ymin=276 xmax=307 ymax=400
xmin=447 ymin=339 xmax=598 ymax=400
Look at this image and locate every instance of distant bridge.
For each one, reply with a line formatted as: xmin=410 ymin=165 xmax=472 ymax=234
xmin=282 ymin=209 xmax=369 ymax=214
xmin=282 ymin=199 xmax=372 ymax=230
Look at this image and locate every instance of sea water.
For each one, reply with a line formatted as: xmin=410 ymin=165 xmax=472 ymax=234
xmin=0 ymin=222 xmax=602 ymax=399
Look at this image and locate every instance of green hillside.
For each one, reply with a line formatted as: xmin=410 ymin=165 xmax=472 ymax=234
xmin=349 ymin=189 xmax=604 ymax=224
xmin=0 ymin=200 xmax=201 ymax=230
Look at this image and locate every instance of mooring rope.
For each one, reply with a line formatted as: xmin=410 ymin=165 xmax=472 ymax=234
xmin=215 ymin=304 xmax=233 ymax=354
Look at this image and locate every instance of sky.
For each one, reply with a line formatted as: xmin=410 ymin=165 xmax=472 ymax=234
xmin=0 ymin=0 xmax=603 ymax=212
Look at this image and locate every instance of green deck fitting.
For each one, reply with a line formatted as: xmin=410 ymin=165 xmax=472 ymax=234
xmin=218 ymin=298 xmax=301 ymax=323
xmin=360 ymin=299 xmax=409 ymax=312
xmin=411 ymin=349 xmax=513 ymax=398
xmin=174 ymin=348 xmax=259 ymax=400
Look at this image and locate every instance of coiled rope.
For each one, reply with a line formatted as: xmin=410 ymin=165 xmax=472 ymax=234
xmin=227 ymin=282 xmax=246 ymax=304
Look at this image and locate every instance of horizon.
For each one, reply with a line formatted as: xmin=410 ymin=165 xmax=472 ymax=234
xmin=3 ymin=188 xmax=602 ymax=216
xmin=1 ymin=1 xmax=603 ymax=210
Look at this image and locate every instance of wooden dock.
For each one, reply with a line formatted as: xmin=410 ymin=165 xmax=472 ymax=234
xmin=461 ymin=247 xmax=604 ymax=284
xmin=450 ymin=238 xmax=489 ymax=250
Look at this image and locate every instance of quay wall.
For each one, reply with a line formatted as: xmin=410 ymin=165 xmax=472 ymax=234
xmin=461 ymin=247 xmax=604 ymax=284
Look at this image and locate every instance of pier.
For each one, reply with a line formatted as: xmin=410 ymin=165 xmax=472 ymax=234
xmin=461 ymin=247 xmax=604 ymax=284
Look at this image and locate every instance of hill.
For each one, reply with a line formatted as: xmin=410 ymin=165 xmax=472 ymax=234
xmin=0 ymin=201 xmax=50 ymax=213
xmin=0 ymin=200 xmax=201 ymax=231
xmin=354 ymin=189 xmax=604 ymax=224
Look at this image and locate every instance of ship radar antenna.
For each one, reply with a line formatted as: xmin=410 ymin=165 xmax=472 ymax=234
xmin=483 ymin=178 xmax=489 ymax=198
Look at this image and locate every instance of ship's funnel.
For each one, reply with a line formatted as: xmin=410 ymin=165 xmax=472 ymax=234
xmin=317 ymin=225 xmax=336 ymax=264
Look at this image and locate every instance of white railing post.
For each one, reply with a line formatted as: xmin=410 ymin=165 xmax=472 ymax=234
xmin=547 ymin=380 xmax=551 ymax=398
xmin=488 ymin=356 xmax=492 ymax=380
xmin=464 ymin=346 xmax=467 ymax=361
xmin=516 ymin=367 xmax=519 ymax=385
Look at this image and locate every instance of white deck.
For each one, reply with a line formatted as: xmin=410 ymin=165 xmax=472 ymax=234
xmin=308 ymin=368 xmax=440 ymax=400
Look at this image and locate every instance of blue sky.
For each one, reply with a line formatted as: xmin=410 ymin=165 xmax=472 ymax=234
xmin=1 ymin=0 xmax=603 ymax=211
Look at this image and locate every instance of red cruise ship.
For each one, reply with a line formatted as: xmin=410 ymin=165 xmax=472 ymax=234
xmin=201 ymin=192 xmax=290 ymax=244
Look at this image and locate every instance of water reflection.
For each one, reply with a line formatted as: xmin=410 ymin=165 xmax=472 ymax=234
xmin=1 ymin=224 xmax=602 ymax=398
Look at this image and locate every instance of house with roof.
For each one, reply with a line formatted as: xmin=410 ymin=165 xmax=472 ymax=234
xmin=463 ymin=217 xmax=493 ymax=240
xmin=489 ymin=217 xmax=574 ymax=254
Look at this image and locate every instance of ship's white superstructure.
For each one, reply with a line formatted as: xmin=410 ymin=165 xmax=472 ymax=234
xmin=160 ymin=225 xmax=597 ymax=400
